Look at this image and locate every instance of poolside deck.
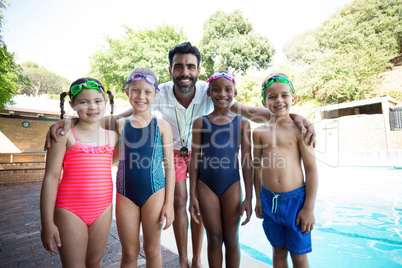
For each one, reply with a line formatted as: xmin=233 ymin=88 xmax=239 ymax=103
xmin=0 ymin=182 xmax=180 ymax=267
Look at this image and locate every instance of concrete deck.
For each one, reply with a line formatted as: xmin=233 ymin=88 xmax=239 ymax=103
xmin=0 ymin=182 xmax=180 ymax=267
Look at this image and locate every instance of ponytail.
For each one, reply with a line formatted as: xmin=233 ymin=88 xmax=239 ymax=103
xmin=106 ymin=90 xmax=114 ymax=116
xmin=59 ymin=92 xmax=68 ymax=120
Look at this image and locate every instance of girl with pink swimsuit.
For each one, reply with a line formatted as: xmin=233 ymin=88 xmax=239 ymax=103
xmin=40 ymin=78 xmax=119 ymax=267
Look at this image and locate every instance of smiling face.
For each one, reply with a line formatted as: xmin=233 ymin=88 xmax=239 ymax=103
xmin=169 ymin=53 xmax=200 ymax=94
xmin=263 ymin=82 xmax=295 ymax=116
xmin=125 ymin=79 xmax=158 ymax=113
xmin=70 ymin=89 xmax=106 ymax=123
xmin=207 ymin=77 xmax=237 ymax=109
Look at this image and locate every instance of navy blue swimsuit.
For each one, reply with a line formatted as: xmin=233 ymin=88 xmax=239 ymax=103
xmin=198 ymin=115 xmax=241 ymax=197
xmin=116 ymin=117 xmax=165 ymax=207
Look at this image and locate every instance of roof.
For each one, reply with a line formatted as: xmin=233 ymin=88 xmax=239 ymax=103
xmin=314 ymin=96 xmax=399 ymax=112
xmin=3 ymin=95 xmax=76 ymax=117
xmin=2 ymin=95 xmax=129 ymax=117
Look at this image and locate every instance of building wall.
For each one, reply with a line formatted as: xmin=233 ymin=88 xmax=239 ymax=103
xmin=315 ymin=114 xmax=402 ymax=166
xmin=338 ymin=114 xmax=388 ymax=151
xmin=389 ymin=131 xmax=402 ymax=149
xmin=0 ymin=117 xmax=55 ymax=153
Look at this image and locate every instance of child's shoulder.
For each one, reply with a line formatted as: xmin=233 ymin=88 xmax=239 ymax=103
xmin=116 ymin=116 xmax=128 ymax=124
xmin=239 ymin=116 xmax=250 ymax=130
xmin=56 ymin=128 xmax=70 ymax=144
xmin=156 ymin=118 xmax=171 ymax=132
xmin=193 ymin=115 xmax=205 ymax=126
xmin=116 ymin=117 xmax=129 ymax=134
xmin=253 ymin=123 xmax=270 ymax=133
xmin=239 ymin=115 xmax=250 ymax=124
xmin=107 ymin=130 xmax=119 ymax=147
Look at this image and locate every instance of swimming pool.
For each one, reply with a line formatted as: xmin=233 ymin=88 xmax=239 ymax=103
xmin=239 ymin=166 xmax=402 ymax=267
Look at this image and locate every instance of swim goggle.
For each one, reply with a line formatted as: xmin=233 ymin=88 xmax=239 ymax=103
xmin=207 ymin=72 xmax=236 ymax=84
xmin=125 ymin=73 xmax=160 ymax=92
xmin=262 ymin=76 xmax=295 ymax=104
xmin=70 ymin=81 xmax=104 ymax=96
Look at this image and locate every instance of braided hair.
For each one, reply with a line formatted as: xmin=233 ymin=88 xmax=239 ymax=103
xmin=60 ymin=78 xmax=114 ymax=119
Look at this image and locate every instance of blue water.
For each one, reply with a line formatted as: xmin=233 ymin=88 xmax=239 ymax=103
xmin=238 ymin=166 xmax=402 ymax=267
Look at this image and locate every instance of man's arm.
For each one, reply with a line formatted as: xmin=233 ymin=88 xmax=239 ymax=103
xmin=44 ymin=107 xmax=133 ymax=151
xmin=100 ymin=107 xmax=133 ymax=130
xmin=230 ymin=101 xmax=316 ymax=147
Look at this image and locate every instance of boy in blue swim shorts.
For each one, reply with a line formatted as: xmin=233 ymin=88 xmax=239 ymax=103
xmin=253 ymin=73 xmax=318 ymax=267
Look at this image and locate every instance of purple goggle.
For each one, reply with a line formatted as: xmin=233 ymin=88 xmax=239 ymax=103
xmin=125 ymin=73 xmax=160 ymax=92
xmin=207 ymin=72 xmax=236 ymax=84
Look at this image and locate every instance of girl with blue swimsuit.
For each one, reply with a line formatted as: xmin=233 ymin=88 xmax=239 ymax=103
xmin=189 ymin=71 xmax=253 ymax=268
xmin=115 ymin=68 xmax=175 ymax=268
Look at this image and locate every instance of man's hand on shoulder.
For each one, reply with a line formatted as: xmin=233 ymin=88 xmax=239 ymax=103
xmin=44 ymin=118 xmax=77 ymax=151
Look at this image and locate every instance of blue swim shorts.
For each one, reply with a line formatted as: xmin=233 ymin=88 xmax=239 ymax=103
xmin=260 ymin=185 xmax=312 ymax=255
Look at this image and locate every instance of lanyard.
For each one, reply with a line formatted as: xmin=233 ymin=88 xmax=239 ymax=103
xmin=174 ymin=105 xmax=195 ymax=147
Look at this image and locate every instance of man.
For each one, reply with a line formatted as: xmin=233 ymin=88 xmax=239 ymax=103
xmin=46 ymin=42 xmax=315 ymax=268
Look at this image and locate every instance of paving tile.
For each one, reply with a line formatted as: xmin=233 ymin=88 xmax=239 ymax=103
xmin=0 ymin=182 xmax=179 ymax=267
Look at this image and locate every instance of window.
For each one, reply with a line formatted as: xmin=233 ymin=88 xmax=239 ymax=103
xmin=390 ymin=107 xmax=402 ymax=131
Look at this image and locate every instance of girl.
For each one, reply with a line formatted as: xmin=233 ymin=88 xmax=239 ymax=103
xmin=189 ymin=70 xmax=253 ymax=268
xmin=40 ymin=78 xmax=119 ymax=267
xmin=115 ymin=68 xmax=175 ymax=268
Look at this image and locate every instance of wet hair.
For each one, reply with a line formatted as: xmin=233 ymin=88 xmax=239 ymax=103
xmin=125 ymin=67 xmax=159 ymax=91
xmin=60 ymin=77 xmax=114 ymax=119
xmin=168 ymin=42 xmax=201 ymax=68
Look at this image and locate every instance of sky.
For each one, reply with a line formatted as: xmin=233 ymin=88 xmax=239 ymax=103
xmin=2 ymin=0 xmax=353 ymax=81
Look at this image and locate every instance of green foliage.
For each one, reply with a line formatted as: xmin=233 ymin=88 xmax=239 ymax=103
xmin=89 ymin=24 xmax=187 ymax=92
xmin=235 ymin=71 xmax=266 ymax=108
xmin=0 ymin=0 xmax=27 ymax=110
xmin=284 ymin=0 xmax=401 ymax=104
xmin=20 ymin=62 xmax=70 ymax=96
xmin=199 ymin=10 xmax=274 ymax=78
xmin=236 ymin=63 xmax=311 ymax=108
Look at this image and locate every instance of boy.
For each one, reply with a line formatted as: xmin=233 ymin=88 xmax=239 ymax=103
xmin=253 ymin=73 xmax=318 ymax=268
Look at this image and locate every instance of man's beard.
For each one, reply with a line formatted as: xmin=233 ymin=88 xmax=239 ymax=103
xmin=173 ymin=76 xmax=198 ymax=93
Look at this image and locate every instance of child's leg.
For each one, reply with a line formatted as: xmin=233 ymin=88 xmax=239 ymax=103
xmin=86 ymin=204 xmax=112 ymax=267
xmin=220 ymin=181 xmax=241 ymax=268
xmin=172 ymin=179 xmax=189 ymax=267
xmin=141 ymin=189 xmax=165 ymax=268
xmin=197 ymin=181 xmax=224 ymax=268
xmin=273 ymin=246 xmax=289 ymax=268
xmin=116 ymin=193 xmax=141 ymax=268
xmin=54 ymin=207 xmax=89 ymax=267
xmin=290 ymin=253 xmax=309 ymax=268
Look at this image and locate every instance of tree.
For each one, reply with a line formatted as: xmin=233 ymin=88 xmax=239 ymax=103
xmin=199 ymin=10 xmax=275 ymax=78
xmin=89 ymin=24 xmax=187 ymax=92
xmin=20 ymin=61 xmax=70 ymax=96
xmin=0 ymin=0 xmax=26 ymax=110
xmin=285 ymin=0 xmax=402 ymax=104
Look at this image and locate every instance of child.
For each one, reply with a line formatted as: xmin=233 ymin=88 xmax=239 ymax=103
xmin=189 ymin=70 xmax=252 ymax=268
xmin=115 ymin=68 xmax=175 ymax=268
xmin=253 ymin=73 xmax=318 ymax=268
xmin=40 ymin=78 xmax=119 ymax=267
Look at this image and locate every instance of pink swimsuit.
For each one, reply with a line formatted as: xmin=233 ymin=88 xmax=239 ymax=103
xmin=55 ymin=128 xmax=114 ymax=226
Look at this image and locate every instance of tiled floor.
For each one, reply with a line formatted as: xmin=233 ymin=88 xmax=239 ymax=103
xmin=0 ymin=182 xmax=180 ymax=267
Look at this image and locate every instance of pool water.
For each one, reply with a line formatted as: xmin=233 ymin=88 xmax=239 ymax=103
xmin=238 ymin=166 xmax=402 ymax=267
